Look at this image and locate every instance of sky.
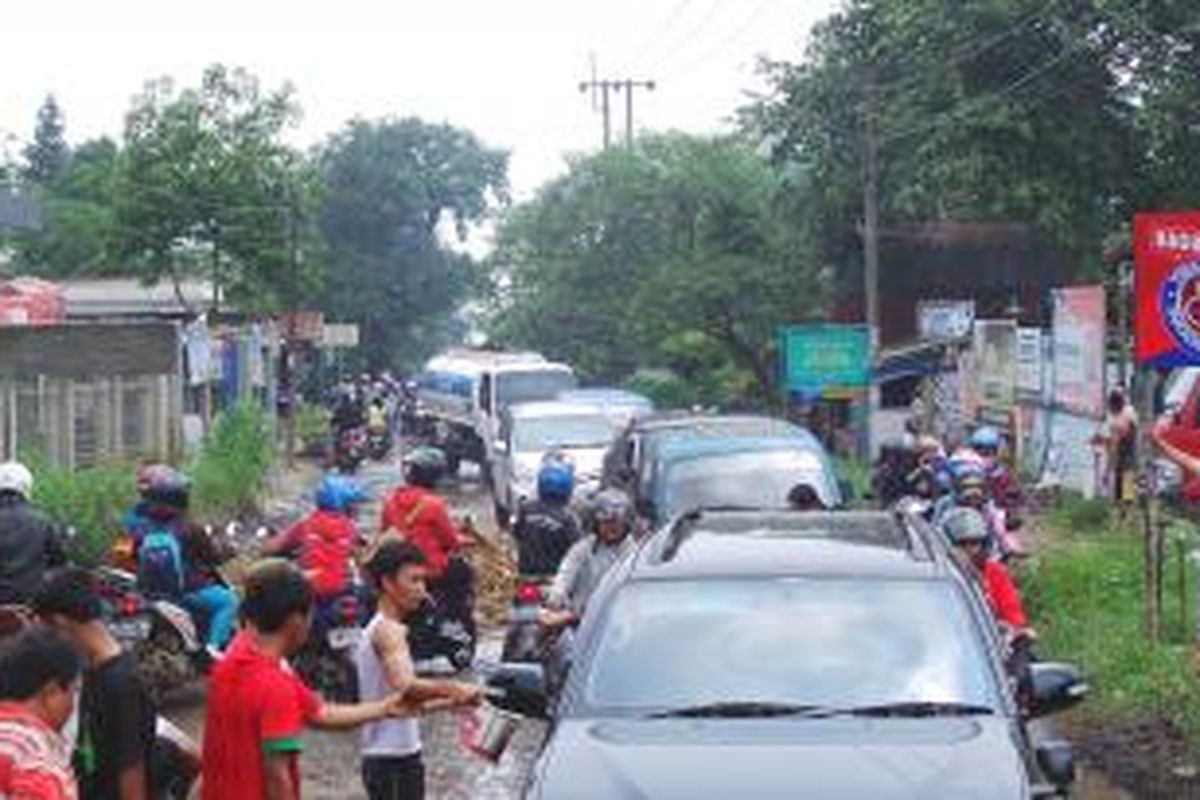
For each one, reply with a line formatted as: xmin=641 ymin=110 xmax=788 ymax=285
xmin=1 ymin=0 xmax=841 ymax=201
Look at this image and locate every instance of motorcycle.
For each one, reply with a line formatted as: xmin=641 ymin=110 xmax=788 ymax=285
xmin=501 ymin=578 xmax=551 ymax=663
xmin=92 ymin=566 xmax=211 ymax=703
xmin=368 ymin=429 xmax=391 ymax=461
xmin=336 ymin=426 xmax=368 ymax=474
xmin=408 ymin=554 xmax=477 ymax=673
xmin=291 ymin=588 xmax=365 ymax=702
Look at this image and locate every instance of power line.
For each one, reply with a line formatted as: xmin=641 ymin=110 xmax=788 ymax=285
xmin=658 ymin=0 xmax=788 ymax=81
xmin=639 ymin=0 xmax=728 ymax=75
xmin=627 ymin=0 xmax=697 ymax=71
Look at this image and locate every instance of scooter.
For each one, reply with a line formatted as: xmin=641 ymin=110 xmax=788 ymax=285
xmin=407 ymin=554 xmax=477 ymax=673
xmin=367 ymin=428 xmax=391 ymax=461
xmin=336 ymin=426 xmax=368 ymax=474
xmin=501 ymin=578 xmax=552 ymax=663
xmin=291 ymin=588 xmax=365 ymax=702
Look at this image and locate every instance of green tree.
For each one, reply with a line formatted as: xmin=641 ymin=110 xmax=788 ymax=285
xmin=490 ymin=132 xmax=825 ymax=404
xmin=22 ymin=95 xmax=69 ymax=186
xmin=316 ymin=118 xmax=508 ymax=369
xmin=111 ymin=65 xmax=314 ymax=310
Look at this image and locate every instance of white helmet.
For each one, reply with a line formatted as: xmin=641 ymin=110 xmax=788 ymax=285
xmin=0 ymin=462 xmax=33 ymax=499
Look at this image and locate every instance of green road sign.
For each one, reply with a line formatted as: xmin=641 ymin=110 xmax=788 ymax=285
xmin=781 ymin=324 xmax=870 ymax=395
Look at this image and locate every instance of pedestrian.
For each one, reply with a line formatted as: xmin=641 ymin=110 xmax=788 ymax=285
xmin=201 ymin=559 xmax=413 ymax=800
xmin=33 ymin=567 xmax=157 ymax=800
xmin=358 ymin=540 xmax=483 ymax=800
xmin=0 ymin=461 xmax=68 ymax=605
xmin=1100 ymin=388 xmax=1138 ymax=518
xmin=0 ymin=627 xmax=82 ymax=800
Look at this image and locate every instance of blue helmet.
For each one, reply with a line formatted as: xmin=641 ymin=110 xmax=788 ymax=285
xmin=969 ymin=426 xmax=1001 ymax=452
xmin=537 ymin=462 xmax=575 ymax=503
xmin=315 ymin=475 xmax=368 ymax=512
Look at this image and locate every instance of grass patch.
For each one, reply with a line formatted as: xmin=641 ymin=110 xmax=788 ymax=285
xmin=189 ymin=402 xmax=275 ymax=523
xmin=833 ymin=455 xmax=872 ymax=506
xmin=29 ymin=460 xmax=137 ymax=567
xmin=1025 ymin=507 xmax=1200 ymax=741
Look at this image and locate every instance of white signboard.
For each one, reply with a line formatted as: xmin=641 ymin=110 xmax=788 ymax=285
xmin=974 ymin=319 xmax=1017 ymax=410
xmin=1016 ymin=328 xmax=1043 ymax=396
xmin=917 ymin=299 xmax=975 ymax=341
xmin=322 ymin=323 xmax=360 ymax=349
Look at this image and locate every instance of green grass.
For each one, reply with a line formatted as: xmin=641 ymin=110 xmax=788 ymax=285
xmin=188 ymin=402 xmax=275 ymax=524
xmin=833 ymin=455 xmax=872 ymax=505
xmin=1024 ymin=507 xmax=1200 ymax=740
xmin=28 ymin=459 xmax=137 ymax=567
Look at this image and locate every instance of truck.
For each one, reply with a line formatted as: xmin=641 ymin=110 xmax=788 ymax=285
xmin=412 ymin=349 xmax=576 ymax=478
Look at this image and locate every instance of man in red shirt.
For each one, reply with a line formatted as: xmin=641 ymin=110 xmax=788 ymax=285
xmin=201 ymin=560 xmax=411 ymax=800
xmin=265 ymin=475 xmax=367 ymax=600
xmin=939 ymin=507 xmax=1031 ymax=632
xmin=0 ymin=627 xmax=82 ymax=800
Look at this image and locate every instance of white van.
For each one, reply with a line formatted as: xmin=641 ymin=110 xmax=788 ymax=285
xmin=413 ymin=349 xmax=576 ymax=476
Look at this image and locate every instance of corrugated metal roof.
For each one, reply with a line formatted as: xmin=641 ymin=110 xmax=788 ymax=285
xmin=58 ymin=278 xmax=220 ymax=318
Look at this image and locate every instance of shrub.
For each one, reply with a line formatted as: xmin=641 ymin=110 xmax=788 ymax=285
xmin=29 ymin=460 xmax=136 ymax=567
xmin=293 ymin=401 xmax=329 ymax=455
xmin=189 ymin=402 xmax=275 ymax=523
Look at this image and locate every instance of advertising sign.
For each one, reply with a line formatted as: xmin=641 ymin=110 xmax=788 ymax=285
xmin=780 ymin=324 xmax=870 ymax=396
xmin=1016 ymin=328 xmax=1043 ymax=396
xmin=322 ymin=323 xmax=360 ymax=349
xmin=1135 ymin=212 xmax=1200 ymax=366
xmin=1051 ymin=286 xmax=1106 ymax=418
xmin=917 ymin=299 xmax=975 ymax=341
xmin=974 ymin=320 xmax=1017 ymax=410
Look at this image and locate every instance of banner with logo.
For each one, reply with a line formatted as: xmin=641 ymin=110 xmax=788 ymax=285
xmin=974 ymin=319 xmax=1017 ymax=411
xmin=1135 ymin=211 xmax=1200 ymax=366
xmin=1051 ymin=286 xmax=1106 ymax=418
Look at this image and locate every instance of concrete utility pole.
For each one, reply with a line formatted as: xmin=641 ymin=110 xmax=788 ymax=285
xmin=862 ymin=85 xmax=882 ymax=458
xmin=579 ymin=78 xmax=655 ymax=148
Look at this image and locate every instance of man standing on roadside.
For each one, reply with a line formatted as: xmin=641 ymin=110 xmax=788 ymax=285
xmin=0 ymin=627 xmax=82 ymax=800
xmin=33 ymin=567 xmax=156 ymax=800
xmin=202 ymin=560 xmax=414 ymax=800
xmin=358 ymin=540 xmax=482 ymax=800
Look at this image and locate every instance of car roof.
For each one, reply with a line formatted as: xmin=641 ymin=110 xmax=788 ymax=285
xmin=654 ymin=433 xmax=827 ymax=463
xmin=559 ymin=388 xmax=654 ymax=407
xmin=631 ymin=413 xmax=800 ymax=434
xmin=508 ymin=400 xmax=613 ymax=419
xmin=632 ymin=510 xmax=946 ymax=581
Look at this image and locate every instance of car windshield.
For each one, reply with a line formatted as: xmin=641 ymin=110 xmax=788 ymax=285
xmin=496 ymin=370 xmax=577 ymax=408
xmin=584 ymin=578 xmax=998 ymax=712
xmin=661 ymin=450 xmax=835 ymax=517
xmin=513 ymin=413 xmax=617 ymax=452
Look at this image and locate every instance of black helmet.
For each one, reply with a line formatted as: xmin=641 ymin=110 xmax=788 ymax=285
xmin=403 ymin=446 xmax=447 ymax=489
xmin=143 ymin=467 xmax=190 ymax=511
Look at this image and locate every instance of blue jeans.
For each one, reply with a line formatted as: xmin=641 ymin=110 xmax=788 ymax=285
xmin=184 ymin=585 xmax=237 ymax=647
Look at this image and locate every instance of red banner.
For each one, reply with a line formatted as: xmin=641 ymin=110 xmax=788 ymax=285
xmin=1135 ymin=211 xmax=1200 ymax=366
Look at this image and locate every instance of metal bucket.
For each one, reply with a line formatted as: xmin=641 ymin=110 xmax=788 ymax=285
xmin=460 ymin=703 xmax=522 ymax=762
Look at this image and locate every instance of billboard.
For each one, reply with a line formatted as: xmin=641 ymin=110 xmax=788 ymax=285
xmin=974 ymin=319 xmax=1017 ymax=410
xmin=780 ymin=324 xmax=870 ymax=396
xmin=1134 ymin=211 xmax=1200 ymax=366
xmin=1051 ymin=286 xmax=1106 ymax=418
xmin=1016 ymin=327 xmax=1043 ymax=397
xmin=917 ymin=299 xmax=975 ymax=341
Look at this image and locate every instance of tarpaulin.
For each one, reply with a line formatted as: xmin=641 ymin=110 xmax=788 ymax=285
xmin=1135 ymin=211 xmax=1200 ymax=366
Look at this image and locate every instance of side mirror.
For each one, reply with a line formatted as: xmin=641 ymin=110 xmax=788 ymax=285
xmin=1034 ymin=740 xmax=1076 ymax=791
xmin=1028 ymin=662 xmax=1088 ymax=719
xmin=485 ymin=662 xmax=548 ymax=719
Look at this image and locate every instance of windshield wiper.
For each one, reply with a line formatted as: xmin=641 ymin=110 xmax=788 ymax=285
xmin=837 ymin=701 xmax=995 ymax=718
xmin=648 ymin=701 xmax=828 ymax=719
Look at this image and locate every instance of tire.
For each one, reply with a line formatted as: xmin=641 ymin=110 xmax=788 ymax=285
xmin=137 ymin=624 xmax=191 ymax=706
xmin=445 ymin=452 xmax=462 ymax=478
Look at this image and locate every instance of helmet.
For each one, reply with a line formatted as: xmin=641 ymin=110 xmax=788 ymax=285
xmin=315 ymin=474 xmax=368 ymax=512
xmin=952 ymin=461 xmax=988 ymax=505
xmin=0 ymin=462 xmax=34 ymax=499
xmin=135 ymin=463 xmax=174 ymax=494
xmin=969 ymin=426 xmax=1001 ymax=453
xmin=537 ymin=462 xmax=575 ymax=504
xmin=143 ymin=467 xmax=190 ymax=510
xmin=940 ymin=506 xmax=990 ymax=546
xmin=403 ymin=447 xmax=447 ymax=488
xmin=588 ymin=488 xmax=633 ymax=531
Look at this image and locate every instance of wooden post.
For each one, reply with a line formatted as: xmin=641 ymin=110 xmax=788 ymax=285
xmin=1137 ymin=366 xmax=1163 ymax=641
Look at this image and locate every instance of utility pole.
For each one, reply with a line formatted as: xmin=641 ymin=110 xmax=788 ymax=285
xmin=862 ymin=84 xmax=881 ymax=459
xmin=579 ymin=78 xmax=655 ymax=148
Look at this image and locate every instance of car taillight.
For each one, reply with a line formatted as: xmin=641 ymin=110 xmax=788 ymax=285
xmin=515 ymin=583 xmax=542 ymax=604
xmin=120 ymin=596 xmax=140 ymax=617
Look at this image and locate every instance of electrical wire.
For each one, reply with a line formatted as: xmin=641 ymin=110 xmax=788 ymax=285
xmin=638 ymin=0 xmax=731 ymax=76
xmin=657 ymin=0 xmax=790 ymax=82
xmin=627 ymin=0 xmax=699 ymax=72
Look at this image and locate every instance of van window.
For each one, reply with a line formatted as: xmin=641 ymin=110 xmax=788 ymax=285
xmin=495 ymin=370 xmax=576 ymax=408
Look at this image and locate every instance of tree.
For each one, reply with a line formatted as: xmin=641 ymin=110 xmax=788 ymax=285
xmin=111 ymin=65 xmax=314 ymax=310
xmin=317 ymin=118 xmax=508 ymax=369
xmin=22 ymin=95 xmax=70 ymax=185
xmin=490 ymin=132 xmax=826 ymax=404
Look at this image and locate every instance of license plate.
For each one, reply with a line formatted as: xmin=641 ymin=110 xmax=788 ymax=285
xmin=112 ymin=617 xmax=152 ymax=643
xmin=509 ymin=606 xmax=540 ymax=623
xmin=327 ymin=627 xmax=363 ymax=649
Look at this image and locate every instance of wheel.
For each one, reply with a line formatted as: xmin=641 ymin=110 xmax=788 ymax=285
xmin=445 ymin=452 xmax=462 ymax=478
xmin=136 ymin=624 xmax=191 ymax=705
xmin=448 ymin=640 xmax=476 ymax=672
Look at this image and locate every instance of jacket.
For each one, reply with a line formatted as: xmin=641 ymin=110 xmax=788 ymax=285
xmin=0 ymin=497 xmax=68 ymax=605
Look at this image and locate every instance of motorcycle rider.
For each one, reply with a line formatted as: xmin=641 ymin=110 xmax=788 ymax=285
xmin=265 ymin=474 xmax=368 ymax=608
xmin=135 ymin=468 xmax=237 ymax=654
xmin=539 ymin=489 xmax=637 ymax=629
xmin=0 ymin=461 xmax=68 ymax=606
xmin=933 ymin=461 xmax=1024 ymax=558
xmin=379 ymin=448 xmax=483 ymax=641
xmin=511 ymin=462 xmax=582 ymax=577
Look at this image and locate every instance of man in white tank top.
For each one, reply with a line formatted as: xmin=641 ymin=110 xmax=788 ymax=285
xmin=357 ymin=540 xmax=482 ymax=799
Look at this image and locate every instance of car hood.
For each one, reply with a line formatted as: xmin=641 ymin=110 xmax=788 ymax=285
xmin=532 ymin=716 xmax=1029 ymax=800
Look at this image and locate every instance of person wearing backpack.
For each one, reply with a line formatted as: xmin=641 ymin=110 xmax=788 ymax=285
xmin=137 ymin=469 xmax=237 ymax=654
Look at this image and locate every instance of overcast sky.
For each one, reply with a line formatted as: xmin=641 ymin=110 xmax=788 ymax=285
xmin=1 ymin=0 xmax=841 ymax=200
